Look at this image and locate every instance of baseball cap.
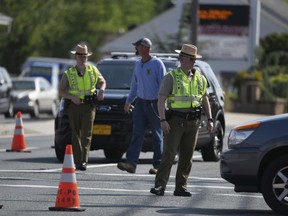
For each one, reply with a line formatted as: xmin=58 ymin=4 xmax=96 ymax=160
xmin=132 ymin=38 xmax=152 ymax=48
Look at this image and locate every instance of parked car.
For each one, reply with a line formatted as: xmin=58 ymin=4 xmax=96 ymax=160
xmin=20 ymin=57 xmax=96 ymax=90
xmin=54 ymin=53 xmax=225 ymax=162
xmin=11 ymin=77 xmax=58 ymax=118
xmin=220 ymin=114 xmax=288 ymax=214
xmin=20 ymin=57 xmax=76 ymax=90
xmin=0 ymin=66 xmax=13 ymax=118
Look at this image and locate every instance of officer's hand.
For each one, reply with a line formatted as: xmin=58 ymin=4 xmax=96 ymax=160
xmin=161 ymin=121 xmax=170 ymax=134
xmin=97 ymin=91 xmax=104 ymax=101
xmin=71 ymin=96 xmax=81 ymax=105
xmin=207 ymin=121 xmax=214 ymax=133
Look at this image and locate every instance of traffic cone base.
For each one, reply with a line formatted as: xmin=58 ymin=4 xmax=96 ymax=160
xmin=49 ymin=144 xmax=85 ymax=212
xmin=6 ymin=149 xmax=31 ymax=153
xmin=6 ymin=112 xmax=30 ymax=153
xmin=49 ymin=206 xmax=85 ymax=212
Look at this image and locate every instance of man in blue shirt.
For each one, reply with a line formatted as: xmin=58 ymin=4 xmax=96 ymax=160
xmin=117 ymin=38 xmax=166 ymax=174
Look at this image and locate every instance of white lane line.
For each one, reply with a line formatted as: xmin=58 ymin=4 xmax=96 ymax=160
xmin=0 ymin=168 xmax=225 ymax=181
xmin=0 ymin=184 xmax=170 ymax=193
xmin=0 ymin=184 xmax=260 ymax=200
xmin=0 ymin=183 xmax=232 ymax=193
xmin=217 ymin=193 xmax=263 ymax=198
xmin=0 ymin=182 xmax=260 ymax=201
xmin=0 ymin=163 xmax=118 ymax=172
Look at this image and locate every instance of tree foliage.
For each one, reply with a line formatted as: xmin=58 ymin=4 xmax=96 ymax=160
xmin=0 ymin=0 xmax=171 ymax=74
xmin=234 ymin=32 xmax=288 ymax=103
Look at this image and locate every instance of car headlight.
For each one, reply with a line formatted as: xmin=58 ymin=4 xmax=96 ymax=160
xmin=228 ymin=121 xmax=260 ymax=148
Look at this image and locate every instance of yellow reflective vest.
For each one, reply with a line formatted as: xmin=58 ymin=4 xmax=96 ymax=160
xmin=65 ymin=65 xmax=98 ymax=99
xmin=167 ymin=68 xmax=207 ymax=109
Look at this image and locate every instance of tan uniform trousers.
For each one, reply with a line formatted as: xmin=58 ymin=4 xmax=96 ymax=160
xmin=154 ymin=115 xmax=200 ymax=190
xmin=68 ymin=103 xmax=96 ymax=165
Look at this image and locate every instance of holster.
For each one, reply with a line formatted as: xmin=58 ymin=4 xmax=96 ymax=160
xmin=83 ymin=93 xmax=98 ymax=104
xmin=165 ymin=109 xmax=173 ymax=121
xmin=63 ymin=98 xmax=71 ymax=109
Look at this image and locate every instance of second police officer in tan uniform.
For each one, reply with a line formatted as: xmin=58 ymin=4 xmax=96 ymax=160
xmin=59 ymin=44 xmax=106 ymax=171
xmin=150 ymin=44 xmax=214 ymax=196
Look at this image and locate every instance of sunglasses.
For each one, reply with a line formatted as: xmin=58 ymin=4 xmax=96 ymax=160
xmin=180 ymin=55 xmax=196 ymax=62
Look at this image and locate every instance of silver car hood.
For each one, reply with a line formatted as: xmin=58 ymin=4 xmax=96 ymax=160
xmin=11 ymin=90 xmax=35 ymax=98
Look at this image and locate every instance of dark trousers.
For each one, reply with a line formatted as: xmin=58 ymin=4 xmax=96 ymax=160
xmin=68 ymin=103 xmax=96 ymax=165
xmin=154 ymin=115 xmax=200 ymax=190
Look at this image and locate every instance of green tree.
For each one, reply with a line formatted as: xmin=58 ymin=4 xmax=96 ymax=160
xmin=233 ymin=32 xmax=288 ymax=111
xmin=0 ymin=0 xmax=171 ymax=74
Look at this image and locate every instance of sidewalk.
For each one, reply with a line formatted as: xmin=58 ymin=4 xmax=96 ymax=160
xmin=225 ymin=111 xmax=269 ymax=127
xmin=0 ymin=118 xmax=54 ymax=137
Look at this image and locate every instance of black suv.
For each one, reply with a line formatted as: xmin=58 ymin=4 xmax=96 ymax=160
xmin=54 ymin=53 xmax=225 ymax=162
xmin=0 ymin=66 xmax=13 ymax=118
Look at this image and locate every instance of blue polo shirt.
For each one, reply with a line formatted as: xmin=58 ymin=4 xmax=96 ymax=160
xmin=126 ymin=56 xmax=166 ymax=104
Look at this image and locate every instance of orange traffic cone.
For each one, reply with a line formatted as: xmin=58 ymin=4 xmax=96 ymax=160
xmin=6 ymin=112 xmax=30 ymax=153
xmin=49 ymin=144 xmax=85 ymax=212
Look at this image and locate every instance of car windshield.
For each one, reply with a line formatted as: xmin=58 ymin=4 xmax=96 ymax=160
xmin=97 ymin=60 xmax=178 ymax=90
xmin=12 ymin=81 xmax=35 ymax=90
xmin=97 ymin=63 xmax=134 ymax=90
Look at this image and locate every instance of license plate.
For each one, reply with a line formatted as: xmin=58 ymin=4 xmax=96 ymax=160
xmin=93 ymin=125 xmax=111 ymax=135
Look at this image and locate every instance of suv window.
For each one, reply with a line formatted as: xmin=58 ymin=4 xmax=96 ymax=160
xmin=97 ymin=62 xmax=134 ymax=89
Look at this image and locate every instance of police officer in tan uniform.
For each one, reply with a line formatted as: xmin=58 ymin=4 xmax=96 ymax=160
xmin=59 ymin=44 xmax=106 ymax=171
xmin=150 ymin=44 xmax=214 ymax=196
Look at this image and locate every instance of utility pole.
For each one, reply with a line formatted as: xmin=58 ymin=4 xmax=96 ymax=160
xmin=249 ymin=0 xmax=260 ymax=67
xmin=191 ymin=0 xmax=199 ymax=45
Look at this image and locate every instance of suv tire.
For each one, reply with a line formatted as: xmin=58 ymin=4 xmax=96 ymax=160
xmin=201 ymin=120 xmax=223 ymax=161
xmin=261 ymin=155 xmax=288 ymax=215
xmin=54 ymin=140 xmax=66 ymax=162
xmin=4 ymin=100 xmax=14 ymax=118
xmin=54 ymin=130 xmax=71 ymax=162
xmin=30 ymin=102 xmax=40 ymax=118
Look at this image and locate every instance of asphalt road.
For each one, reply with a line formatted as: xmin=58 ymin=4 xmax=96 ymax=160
xmin=0 ymin=112 xmax=268 ymax=137
xmin=0 ymin=112 xmax=277 ymax=216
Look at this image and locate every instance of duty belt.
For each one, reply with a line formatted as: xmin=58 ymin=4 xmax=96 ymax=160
xmin=80 ymin=93 xmax=97 ymax=104
xmin=172 ymin=108 xmax=201 ymax=121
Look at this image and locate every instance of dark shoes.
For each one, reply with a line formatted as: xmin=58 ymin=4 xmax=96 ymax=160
xmin=117 ymin=162 xmax=136 ymax=173
xmin=150 ymin=186 xmax=165 ymax=196
xmin=173 ymin=188 xmax=192 ymax=197
xmin=149 ymin=168 xmax=158 ymax=174
xmin=150 ymin=187 xmax=191 ymax=197
xmin=76 ymin=162 xmax=87 ymax=171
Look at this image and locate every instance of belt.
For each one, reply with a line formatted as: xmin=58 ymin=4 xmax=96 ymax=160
xmin=172 ymin=108 xmax=201 ymax=121
xmin=80 ymin=94 xmax=97 ymax=104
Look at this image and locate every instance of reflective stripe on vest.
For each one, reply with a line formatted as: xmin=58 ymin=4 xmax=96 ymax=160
xmin=65 ymin=65 xmax=98 ymax=99
xmin=167 ymin=68 xmax=207 ymax=109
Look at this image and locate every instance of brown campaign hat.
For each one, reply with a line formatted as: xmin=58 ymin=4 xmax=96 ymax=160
xmin=71 ymin=44 xmax=92 ymax=56
xmin=175 ymin=44 xmax=202 ymax=59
